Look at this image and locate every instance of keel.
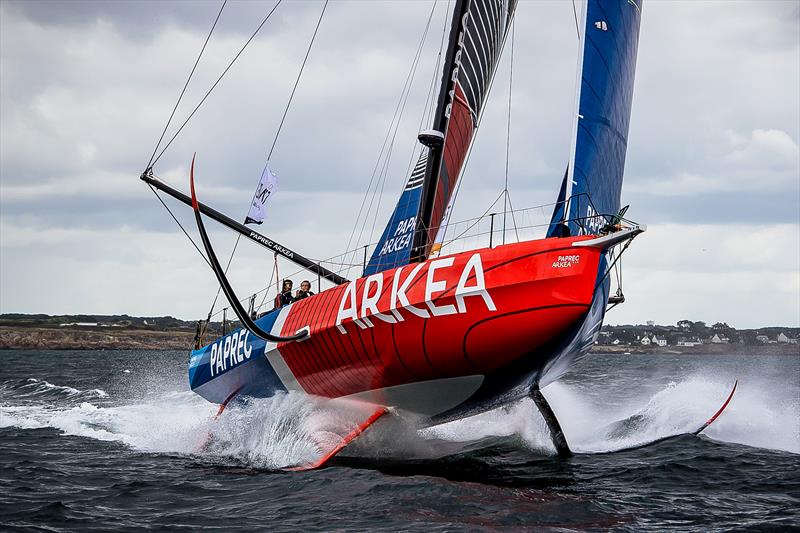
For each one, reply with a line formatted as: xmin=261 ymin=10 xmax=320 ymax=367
xmin=530 ymin=383 xmax=572 ymax=458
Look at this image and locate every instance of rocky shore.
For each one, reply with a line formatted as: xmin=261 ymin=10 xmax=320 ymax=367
xmin=0 ymin=325 xmax=797 ymax=354
xmin=0 ymin=326 xmax=196 ymax=351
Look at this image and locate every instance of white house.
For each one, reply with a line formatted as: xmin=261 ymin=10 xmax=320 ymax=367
xmin=652 ymin=335 xmax=667 ymax=347
xmin=641 ymin=336 xmax=651 ymax=346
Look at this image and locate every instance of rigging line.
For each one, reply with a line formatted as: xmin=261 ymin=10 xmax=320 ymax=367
xmin=443 ymin=190 xmax=504 ymax=245
xmin=208 ymin=0 xmax=329 ymax=321
xmin=428 ymin=0 xmax=451 ymax=127
xmin=147 ymin=184 xmax=212 ymax=269
xmin=341 ymin=0 xmax=437 ymax=278
xmin=147 ymin=0 xmax=227 ymax=170
xmin=401 ymin=0 xmax=446 ymax=185
xmin=366 ymin=8 xmax=435 ymax=249
xmin=265 ymin=0 xmax=329 ymax=163
xmin=347 ymin=0 xmax=436 ymax=263
xmin=502 ymin=19 xmax=514 ymax=245
xmin=571 ymin=0 xmax=581 ymax=40
xmin=151 ymin=0 xmax=284 ymax=168
xmin=256 ymin=253 xmax=277 ymax=313
xmin=504 ymin=191 xmax=520 ymax=242
xmin=434 ymin=8 xmax=517 ymax=251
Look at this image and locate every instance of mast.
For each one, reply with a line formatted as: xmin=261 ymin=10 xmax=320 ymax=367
xmin=364 ymin=0 xmax=517 ymax=275
xmin=410 ymin=0 xmax=472 ymax=263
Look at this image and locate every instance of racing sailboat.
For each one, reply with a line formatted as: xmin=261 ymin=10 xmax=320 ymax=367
xmin=142 ymin=0 xmax=730 ymax=468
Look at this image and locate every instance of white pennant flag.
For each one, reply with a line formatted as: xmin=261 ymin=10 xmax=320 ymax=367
xmin=245 ymin=164 xmax=278 ymax=225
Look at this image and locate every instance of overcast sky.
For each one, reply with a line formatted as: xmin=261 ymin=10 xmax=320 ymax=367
xmin=1 ymin=0 xmax=798 ymax=329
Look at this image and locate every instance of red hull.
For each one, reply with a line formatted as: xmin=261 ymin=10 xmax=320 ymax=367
xmin=274 ymin=235 xmax=602 ymax=399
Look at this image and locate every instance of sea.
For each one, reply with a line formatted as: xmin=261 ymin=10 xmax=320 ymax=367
xmin=0 ymin=349 xmax=797 ymax=532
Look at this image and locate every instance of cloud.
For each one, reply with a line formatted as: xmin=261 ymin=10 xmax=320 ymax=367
xmin=1 ymin=1 xmax=798 ymax=327
xmin=627 ymin=128 xmax=799 ymax=196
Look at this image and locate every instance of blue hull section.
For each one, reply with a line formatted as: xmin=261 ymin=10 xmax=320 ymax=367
xmin=189 ymin=309 xmax=287 ymax=404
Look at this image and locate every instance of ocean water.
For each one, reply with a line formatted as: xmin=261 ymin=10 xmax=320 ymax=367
xmin=0 ymin=349 xmax=798 ymax=531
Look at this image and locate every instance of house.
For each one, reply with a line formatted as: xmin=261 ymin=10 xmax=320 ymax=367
xmin=652 ymin=335 xmax=667 ymax=347
xmin=756 ymin=334 xmax=769 ymax=343
xmin=710 ymin=334 xmax=729 ymax=344
xmin=677 ymin=340 xmax=699 ymax=347
xmin=777 ymin=333 xmax=790 ymax=344
xmin=641 ymin=336 xmax=651 ymax=346
xmin=612 ymin=339 xmax=621 ymax=345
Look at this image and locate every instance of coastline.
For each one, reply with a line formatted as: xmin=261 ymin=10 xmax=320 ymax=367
xmin=0 ymin=325 xmax=797 ymax=355
xmin=0 ymin=326 xmax=195 ymax=351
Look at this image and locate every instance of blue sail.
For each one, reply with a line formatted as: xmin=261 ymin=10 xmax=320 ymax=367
xmin=363 ymin=152 xmax=427 ymax=275
xmin=548 ymin=0 xmax=643 ymax=237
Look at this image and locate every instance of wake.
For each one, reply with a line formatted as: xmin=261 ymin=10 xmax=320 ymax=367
xmin=1 ymin=373 xmax=798 ymax=470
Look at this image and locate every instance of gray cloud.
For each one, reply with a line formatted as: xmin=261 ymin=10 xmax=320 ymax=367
xmin=1 ymin=0 xmax=798 ymax=327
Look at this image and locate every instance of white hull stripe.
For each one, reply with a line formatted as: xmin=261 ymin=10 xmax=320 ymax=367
xmin=264 ymin=305 xmax=306 ymax=393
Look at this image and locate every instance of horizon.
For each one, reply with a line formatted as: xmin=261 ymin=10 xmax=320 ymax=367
xmin=1 ymin=1 xmax=798 ymax=329
xmin=1 ymin=311 xmax=797 ymax=332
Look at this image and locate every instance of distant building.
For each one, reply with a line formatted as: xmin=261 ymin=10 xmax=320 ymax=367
xmin=710 ymin=334 xmax=729 ymax=344
xmin=612 ymin=339 xmax=621 ymax=345
xmin=652 ymin=335 xmax=667 ymax=347
xmin=777 ymin=332 xmax=790 ymax=344
xmin=756 ymin=335 xmax=769 ymax=344
xmin=647 ymin=320 xmax=655 ymax=327
xmin=641 ymin=336 xmax=651 ymax=346
xmin=677 ymin=340 xmax=700 ymax=347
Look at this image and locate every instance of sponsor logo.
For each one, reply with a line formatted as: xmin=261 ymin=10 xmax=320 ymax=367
xmin=336 ymin=252 xmax=496 ymax=333
xmin=378 ymin=216 xmax=416 ymax=256
xmin=248 ymin=231 xmax=295 ymax=259
xmin=209 ymin=329 xmax=253 ymax=377
xmin=445 ymin=12 xmax=470 ymax=119
xmin=552 ymin=255 xmax=580 ymax=268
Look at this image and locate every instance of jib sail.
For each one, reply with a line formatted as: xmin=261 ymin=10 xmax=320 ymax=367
xmin=365 ymin=0 xmax=518 ymax=275
xmin=548 ymin=0 xmax=643 ymax=237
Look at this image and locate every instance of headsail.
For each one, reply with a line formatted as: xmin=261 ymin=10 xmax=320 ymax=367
xmin=548 ymin=0 xmax=643 ymax=237
xmin=366 ymin=0 xmax=518 ymax=275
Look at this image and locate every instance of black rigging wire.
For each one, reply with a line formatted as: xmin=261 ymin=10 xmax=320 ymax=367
xmin=147 ymin=1 xmax=227 ymax=170
xmin=366 ymin=7 xmax=434 ymax=249
xmin=147 ymin=183 xmax=212 ymax=269
xmin=206 ymin=0 xmax=329 ymax=321
xmin=150 ymin=0 xmax=284 ymax=168
xmin=341 ymin=1 xmax=437 ymax=278
xmin=571 ymin=0 xmax=581 ymax=39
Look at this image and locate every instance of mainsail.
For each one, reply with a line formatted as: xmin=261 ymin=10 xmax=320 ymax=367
xmin=548 ymin=0 xmax=643 ymax=237
xmin=366 ymin=0 xmax=518 ymax=275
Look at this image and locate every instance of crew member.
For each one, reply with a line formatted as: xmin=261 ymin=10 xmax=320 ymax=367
xmin=274 ymin=279 xmax=294 ymax=309
xmin=294 ymin=280 xmax=315 ymax=301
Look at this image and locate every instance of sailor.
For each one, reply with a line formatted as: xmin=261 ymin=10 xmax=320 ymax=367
xmin=274 ymin=279 xmax=294 ymax=309
xmin=294 ymin=280 xmax=315 ymax=302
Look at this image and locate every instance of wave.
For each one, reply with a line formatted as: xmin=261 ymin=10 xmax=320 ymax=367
xmin=0 ymin=378 xmax=108 ymax=402
xmin=424 ymin=375 xmax=800 ymax=456
xmin=1 ymin=374 xmax=797 ymax=469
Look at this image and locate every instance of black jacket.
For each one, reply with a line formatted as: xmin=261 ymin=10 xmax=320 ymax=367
xmin=274 ymin=291 xmax=293 ymax=309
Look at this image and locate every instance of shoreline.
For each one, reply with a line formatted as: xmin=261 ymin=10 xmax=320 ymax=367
xmin=0 ymin=326 xmax=797 ymax=355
